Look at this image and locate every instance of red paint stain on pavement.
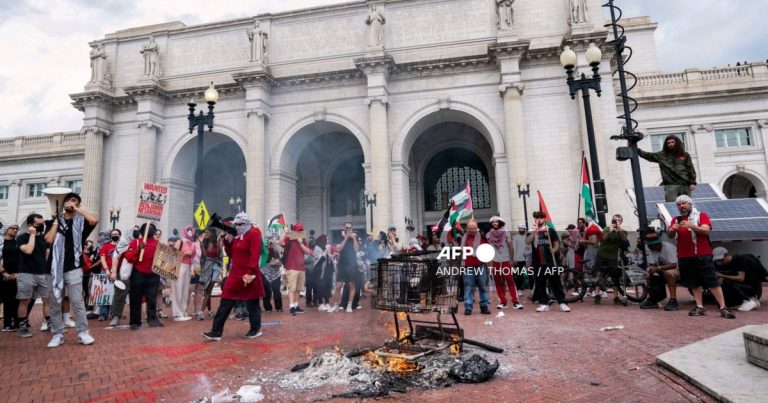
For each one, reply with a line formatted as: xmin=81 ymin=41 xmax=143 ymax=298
xmin=85 ymin=391 xmax=157 ymax=403
xmin=184 ymin=354 xmax=239 ymax=368
xmin=139 ymin=343 xmax=210 ymax=358
xmin=149 ymin=369 xmax=211 ymax=388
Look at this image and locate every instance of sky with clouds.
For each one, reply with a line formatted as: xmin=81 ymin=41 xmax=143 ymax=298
xmin=0 ymin=0 xmax=765 ymax=138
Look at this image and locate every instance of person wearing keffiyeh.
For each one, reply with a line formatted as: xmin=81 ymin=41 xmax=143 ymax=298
xmin=487 ymin=216 xmax=522 ymax=310
xmin=46 ymin=192 xmax=99 ymax=348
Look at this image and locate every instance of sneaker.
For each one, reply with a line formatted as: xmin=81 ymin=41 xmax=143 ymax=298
xmin=19 ymin=327 xmax=32 ymax=338
xmin=157 ymin=311 xmax=169 ymax=319
xmin=559 ymin=303 xmax=571 ymax=312
xmin=346 ymin=305 xmax=353 ymax=313
xmin=65 ymin=319 xmax=76 ymax=328
xmin=243 ymin=330 xmax=263 ymax=339
xmin=464 ymin=309 xmax=472 ymax=315
xmin=480 ymin=306 xmax=491 ymax=315
xmin=327 ymin=305 xmax=337 ymax=313
xmin=738 ymin=299 xmax=758 ymax=312
xmin=78 ymin=331 xmax=95 ymax=345
xmin=318 ymin=304 xmax=328 ymax=312
xmin=234 ymin=313 xmax=245 ymax=320
xmin=197 ymin=312 xmax=205 ymax=321
xmin=98 ymin=316 xmax=107 ymax=321
xmin=689 ymin=306 xmax=706 ymax=316
xmin=512 ymin=303 xmax=524 ymax=310
xmin=130 ymin=324 xmax=141 ymax=330
xmin=664 ymin=299 xmax=679 ymax=311
xmin=86 ymin=313 xmax=100 ymax=320
xmin=208 ymin=312 xmax=215 ymax=318
xmin=1 ymin=326 xmax=18 ymax=332
xmin=148 ymin=320 xmax=164 ymax=328
xmin=720 ymin=307 xmax=736 ymax=319
xmin=47 ymin=334 xmax=65 ymax=348
xmin=202 ymin=331 xmax=221 ymax=341
xmin=536 ymin=304 xmax=549 ymax=312
xmin=497 ymin=304 xmax=508 ymax=309
xmin=754 ymin=297 xmax=761 ymax=309
xmin=40 ymin=321 xmax=50 ymax=332
xmin=108 ymin=317 xmax=120 ymax=327
xmin=289 ymin=307 xmax=296 ymax=316
xmin=295 ymin=307 xmax=306 ymax=314
xmin=639 ymin=300 xmax=659 ymax=310
xmin=356 ymin=305 xmax=363 ymax=310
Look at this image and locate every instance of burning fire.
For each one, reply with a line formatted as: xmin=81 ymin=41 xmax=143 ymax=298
xmin=305 ymin=346 xmax=314 ymax=358
xmin=397 ymin=312 xmax=408 ymax=321
xmin=364 ymin=352 xmax=420 ymax=373
xmin=385 ymin=321 xmax=410 ymax=341
xmin=449 ymin=334 xmax=461 ymax=355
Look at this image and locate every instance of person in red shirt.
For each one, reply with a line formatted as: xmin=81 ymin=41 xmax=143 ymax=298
xmin=461 ymin=220 xmax=491 ymax=315
xmin=123 ymin=223 xmax=163 ymax=329
xmin=280 ymin=223 xmax=313 ymax=316
xmin=668 ymin=195 xmax=735 ymax=319
xmin=203 ymin=213 xmax=264 ymax=340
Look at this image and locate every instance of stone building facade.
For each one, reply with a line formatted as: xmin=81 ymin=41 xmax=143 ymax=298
xmin=1 ymin=0 xmax=767 ymax=243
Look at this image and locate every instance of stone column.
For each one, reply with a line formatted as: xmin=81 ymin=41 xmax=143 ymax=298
xmin=246 ymin=109 xmax=268 ymax=226
xmin=82 ymin=127 xmax=107 ymax=218
xmin=136 ymin=121 xmax=158 ymax=188
xmin=758 ymin=120 xmax=768 ymax=198
xmin=368 ymin=97 xmax=392 ymax=234
xmin=7 ymin=180 xmax=20 ymax=224
xmin=500 ymin=83 xmax=526 ymax=224
xmin=493 ymin=154 xmax=512 ymax=220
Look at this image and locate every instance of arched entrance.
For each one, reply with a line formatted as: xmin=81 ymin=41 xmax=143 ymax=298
xmin=168 ymin=133 xmax=246 ymax=234
xmin=274 ymin=121 xmax=366 ymax=241
xmin=723 ymin=174 xmax=759 ymax=199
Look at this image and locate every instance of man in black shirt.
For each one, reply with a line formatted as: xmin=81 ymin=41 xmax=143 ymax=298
xmin=1 ymin=224 xmax=21 ymax=331
xmin=46 ymin=193 xmax=98 ymax=348
xmin=16 ymin=214 xmax=53 ymax=338
xmin=713 ymin=247 xmax=765 ymax=311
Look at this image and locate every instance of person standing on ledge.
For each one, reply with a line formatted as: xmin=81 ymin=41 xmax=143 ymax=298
xmin=638 ymin=135 xmax=697 ymax=202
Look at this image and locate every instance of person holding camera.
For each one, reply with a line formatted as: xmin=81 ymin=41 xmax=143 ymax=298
xmin=280 ymin=223 xmax=313 ymax=316
xmin=329 ymin=222 xmax=361 ymax=313
xmin=593 ymin=214 xmax=627 ymax=305
xmin=385 ymin=225 xmax=400 ymax=257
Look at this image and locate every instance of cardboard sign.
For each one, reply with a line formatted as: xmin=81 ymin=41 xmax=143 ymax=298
xmin=137 ymin=182 xmax=168 ymax=222
xmin=88 ymin=274 xmax=115 ymax=306
xmin=152 ymin=243 xmax=182 ymax=280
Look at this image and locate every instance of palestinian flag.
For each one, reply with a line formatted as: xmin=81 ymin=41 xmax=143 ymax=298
xmin=267 ymin=213 xmax=286 ymax=234
xmin=581 ymin=156 xmax=597 ymax=223
xmin=259 ymin=240 xmax=269 ymax=268
xmin=448 ymin=181 xmax=473 ymax=230
xmin=537 ymin=190 xmax=556 ymax=231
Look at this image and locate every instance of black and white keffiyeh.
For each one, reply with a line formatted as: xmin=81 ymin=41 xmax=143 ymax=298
xmin=51 ymin=213 xmax=85 ymax=303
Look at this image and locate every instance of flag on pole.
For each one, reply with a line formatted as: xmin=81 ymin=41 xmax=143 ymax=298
xmin=581 ymin=156 xmax=597 ymax=223
xmin=537 ymin=190 xmax=556 ymax=231
xmin=448 ymin=181 xmax=473 ymax=230
xmin=267 ymin=213 xmax=286 ymax=234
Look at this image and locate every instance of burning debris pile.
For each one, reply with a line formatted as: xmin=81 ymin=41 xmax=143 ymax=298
xmin=279 ymin=346 xmax=500 ymax=399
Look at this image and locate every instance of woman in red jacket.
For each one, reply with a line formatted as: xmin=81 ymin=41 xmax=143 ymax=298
xmin=203 ymin=213 xmax=264 ymax=340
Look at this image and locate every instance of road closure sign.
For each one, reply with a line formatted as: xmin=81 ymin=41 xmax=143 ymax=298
xmin=137 ymin=182 xmax=168 ymax=222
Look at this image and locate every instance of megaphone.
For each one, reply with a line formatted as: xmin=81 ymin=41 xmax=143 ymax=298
xmin=208 ymin=213 xmax=237 ymax=236
xmin=42 ymin=187 xmax=73 ymax=216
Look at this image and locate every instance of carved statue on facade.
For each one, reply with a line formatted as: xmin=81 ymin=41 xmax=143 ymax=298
xmin=247 ymin=21 xmax=268 ymax=63
xmin=365 ymin=5 xmax=386 ymax=48
xmin=140 ymin=36 xmax=160 ymax=77
xmin=89 ymin=43 xmax=107 ymax=83
xmin=569 ymin=0 xmax=589 ymax=25
xmin=496 ymin=0 xmax=515 ymax=30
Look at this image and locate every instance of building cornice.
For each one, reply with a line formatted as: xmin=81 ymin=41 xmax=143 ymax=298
xmin=70 ymin=90 xmax=116 ymax=112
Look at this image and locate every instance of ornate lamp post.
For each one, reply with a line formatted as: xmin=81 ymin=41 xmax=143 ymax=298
xmin=109 ymin=207 xmax=121 ymax=230
xmin=188 ymin=82 xmax=219 ymax=217
xmin=364 ymin=191 xmax=377 ymax=233
xmin=229 ymin=196 xmax=242 ymax=215
xmin=516 ymin=179 xmax=531 ymax=230
xmin=404 ymin=217 xmax=415 ymax=234
xmin=560 ymin=43 xmax=607 ymax=227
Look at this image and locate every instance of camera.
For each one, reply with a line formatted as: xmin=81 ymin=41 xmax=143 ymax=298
xmin=611 ymin=219 xmax=617 ymax=225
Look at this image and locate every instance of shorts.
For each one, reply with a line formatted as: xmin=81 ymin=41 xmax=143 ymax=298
xmin=285 ymin=270 xmax=306 ymax=292
xmin=337 ymin=264 xmax=361 ymax=283
xmin=596 ymin=256 xmax=621 ymax=282
xmin=662 ymin=268 xmax=680 ymax=283
xmin=678 ymin=256 xmax=720 ymax=289
xmin=16 ymin=273 xmax=51 ymax=300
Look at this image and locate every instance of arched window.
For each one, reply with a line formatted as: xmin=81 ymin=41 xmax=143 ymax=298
xmin=723 ymin=174 xmax=757 ymax=199
xmin=423 ymin=148 xmax=491 ymax=211
xmin=330 ymin=155 xmax=365 ymax=217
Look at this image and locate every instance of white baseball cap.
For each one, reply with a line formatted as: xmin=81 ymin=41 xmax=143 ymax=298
xmin=712 ymin=247 xmax=728 ymax=261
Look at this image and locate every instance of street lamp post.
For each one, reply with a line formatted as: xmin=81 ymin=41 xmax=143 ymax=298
xmin=187 ymin=82 xmax=219 ymax=218
xmin=404 ymin=217 xmax=415 ymax=234
xmin=560 ymin=43 xmax=608 ymax=227
xmin=364 ymin=191 xmax=377 ymax=233
xmin=516 ymin=180 xmax=531 ymax=230
xmin=109 ymin=207 xmax=121 ymax=230
xmin=229 ymin=196 xmax=243 ymax=215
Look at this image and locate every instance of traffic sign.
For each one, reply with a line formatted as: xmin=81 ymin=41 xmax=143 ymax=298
xmin=194 ymin=201 xmax=211 ymax=231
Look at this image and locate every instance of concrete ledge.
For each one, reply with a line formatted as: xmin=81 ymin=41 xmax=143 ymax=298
xmin=656 ymin=325 xmax=768 ymax=403
xmin=744 ymin=325 xmax=768 ymax=370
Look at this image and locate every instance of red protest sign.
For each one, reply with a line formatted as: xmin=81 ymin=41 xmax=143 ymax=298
xmin=137 ymin=182 xmax=168 ymax=222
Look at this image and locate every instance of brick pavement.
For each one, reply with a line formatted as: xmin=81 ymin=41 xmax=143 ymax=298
xmin=0 ymin=287 xmax=765 ymax=402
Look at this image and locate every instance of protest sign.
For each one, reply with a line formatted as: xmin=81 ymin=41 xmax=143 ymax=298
xmin=88 ymin=274 xmax=115 ymax=306
xmin=152 ymin=243 xmax=182 ymax=280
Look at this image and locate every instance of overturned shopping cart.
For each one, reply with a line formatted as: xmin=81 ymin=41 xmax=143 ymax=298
xmin=370 ymin=250 xmax=503 ymax=361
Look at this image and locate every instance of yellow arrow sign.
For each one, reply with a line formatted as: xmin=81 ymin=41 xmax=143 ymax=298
xmin=194 ymin=201 xmax=211 ymax=231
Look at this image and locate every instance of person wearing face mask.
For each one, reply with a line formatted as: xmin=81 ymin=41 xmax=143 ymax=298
xmin=107 ymin=225 xmax=140 ymax=327
xmin=16 ymin=214 xmax=54 ymax=338
xmin=527 ymin=211 xmax=570 ymax=313
xmin=511 ymin=224 xmax=531 ymax=293
xmin=203 ymin=213 xmax=264 ymax=341
xmin=124 ymin=223 xmax=163 ymax=329
xmin=171 ymin=225 xmax=199 ymax=321
xmin=669 ymin=195 xmax=735 ymax=319
xmin=96 ymin=229 xmax=121 ymax=321
xmin=1 ymin=224 xmax=21 ymax=332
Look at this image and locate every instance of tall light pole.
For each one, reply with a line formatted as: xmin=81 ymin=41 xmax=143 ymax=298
xmin=109 ymin=207 xmax=121 ymax=230
xmin=516 ymin=179 xmax=530 ymax=230
xmin=560 ymin=43 xmax=608 ymax=227
xmin=187 ymin=82 xmax=219 ymax=219
xmin=364 ymin=191 xmax=377 ymax=233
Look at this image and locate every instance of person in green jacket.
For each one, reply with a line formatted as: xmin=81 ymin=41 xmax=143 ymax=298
xmin=638 ymin=135 xmax=697 ymax=202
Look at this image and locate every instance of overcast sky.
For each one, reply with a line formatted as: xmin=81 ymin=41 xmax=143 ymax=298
xmin=0 ymin=0 xmax=765 ymax=138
